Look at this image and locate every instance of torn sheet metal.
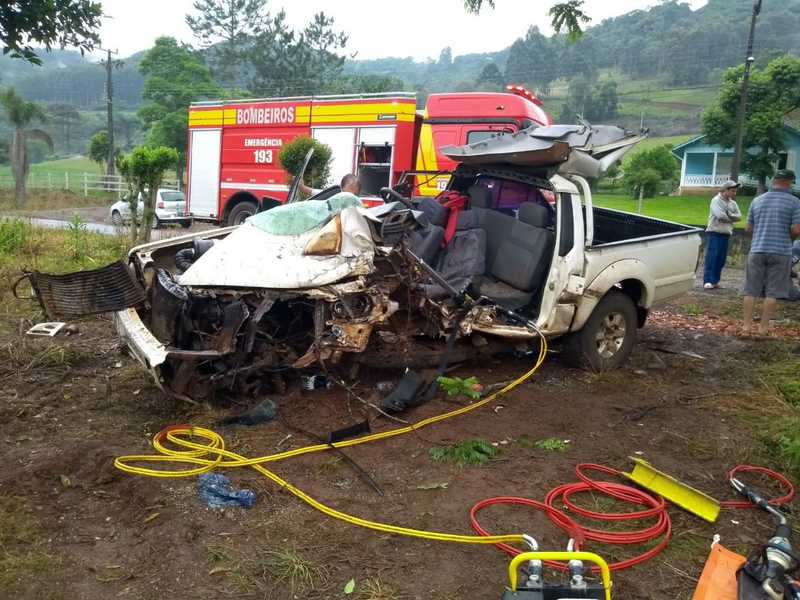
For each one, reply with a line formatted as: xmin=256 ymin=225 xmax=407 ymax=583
xmin=178 ymin=207 xmax=375 ymax=289
xmin=25 ymin=261 xmax=146 ymax=320
xmin=440 ymin=123 xmax=646 ymax=178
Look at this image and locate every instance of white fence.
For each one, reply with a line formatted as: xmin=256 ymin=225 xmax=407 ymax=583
xmin=0 ymin=172 xmax=180 ymax=198
xmin=682 ymin=173 xmax=799 ymax=191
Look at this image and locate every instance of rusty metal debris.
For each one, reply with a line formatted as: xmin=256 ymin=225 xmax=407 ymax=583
xmin=20 ymin=261 xmax=146 ymax=320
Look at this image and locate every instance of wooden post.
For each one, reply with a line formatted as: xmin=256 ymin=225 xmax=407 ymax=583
xmin=48 ymin=172 xmax=52 ymax=191
xmin=83 ymin=173 xmax=88 ymax=197
xmin=637 ymin=186 xmax=644 ymax=214
xmin=65 ymin=172 xmax=69 ymax=192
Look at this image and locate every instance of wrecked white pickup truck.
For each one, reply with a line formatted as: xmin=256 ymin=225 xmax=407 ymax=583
xmin=25 ymin=124 xmax=702 ymax=403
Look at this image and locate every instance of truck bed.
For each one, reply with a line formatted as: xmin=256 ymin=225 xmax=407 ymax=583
xmin=590 ymin=206 xmax=699 ymax=247
xmin=582 ymin=206 xmax=703 ymax=305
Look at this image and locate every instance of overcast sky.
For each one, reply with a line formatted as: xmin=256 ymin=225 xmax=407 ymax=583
xmin=92 ymin=0 xmax=707 ymax=61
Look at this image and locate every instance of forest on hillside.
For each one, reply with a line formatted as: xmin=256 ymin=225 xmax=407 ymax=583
xmin=2 ymin=0 xmax=799 ymax=164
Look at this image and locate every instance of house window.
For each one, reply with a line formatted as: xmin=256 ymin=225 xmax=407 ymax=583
xmin=778 ymin=153 xmax=789 ymax=170
xmin=716 ymin=154 xmax=733 ymax=178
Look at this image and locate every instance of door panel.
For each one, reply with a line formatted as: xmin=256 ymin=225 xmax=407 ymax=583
xmin=188 ymin=129 xmax=222 ymax=218
xmin=312 ymin=127 xmax=356 ymax=187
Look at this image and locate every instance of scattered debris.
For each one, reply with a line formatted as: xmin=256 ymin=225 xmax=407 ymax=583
xmin=217 ymin=398 xmax=277 ymax=427
xmin=196 ymin=473 xmax=256 ymax=509
xmin=26 ymin=322 xmax=66 ymax=337
xmin=415 ymin=482 xmax=449 ymax=491
xmin=301 ymin=374 xmax=331 ymax=391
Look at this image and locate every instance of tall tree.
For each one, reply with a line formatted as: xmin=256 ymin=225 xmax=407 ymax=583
xmin=464 ymin=0 xmax=591 ymax=40
xmin=48 ymin=103 xmax=81 ymax=153
xmin=88 ymin=130 xmax=115 ymax=172
xmin=249 ymin=11 xmax=347 ymax=96
xmin=0 ymin=89 xmax=53 ymax=206
xmin=138 ymin=37 xmax=222 ymax=186
xmin=1 ymin=0 xmax=102 ymax=64
xmin=118 ymin=145 xmax=179 ymax=243
xmin=702 ymin=54 xmax=800 ymax=191
xmin=185 ymin=0 xmax=270 ymax=86
xmin=477 ymin=62 xmax=504 ymax=87
xmin=559 ymin=76 xmax=618 ymax=122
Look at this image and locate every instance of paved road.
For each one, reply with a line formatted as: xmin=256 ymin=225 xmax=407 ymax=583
xmin=5 ymin=212 xmax=217 ymax=241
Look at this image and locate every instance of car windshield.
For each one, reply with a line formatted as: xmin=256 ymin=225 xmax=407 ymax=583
xmin=161 ymin=191 xmax=185 ymax=202
xmin=249 ymin=193 xmax=362 ymax=236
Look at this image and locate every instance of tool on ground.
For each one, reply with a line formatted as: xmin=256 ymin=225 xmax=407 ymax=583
xmin=621 ymin=457 xmax=721 ymax=523
xmin=502 ymin=550 xmax=611 ymax=600
xmin=693 ymin=542 xmax=747 ymax=600
xmin=731 ymin=477 xmax=800 ymax=600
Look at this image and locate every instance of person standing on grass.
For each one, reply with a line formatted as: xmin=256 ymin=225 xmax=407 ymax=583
xmin=703 ymin=180 xmax=742 ymax=289
xmin=742 ymin=169 xmax=800 ymax=335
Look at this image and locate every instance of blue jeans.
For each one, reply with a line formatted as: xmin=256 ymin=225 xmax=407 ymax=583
xmin=703 ymin=232 xmax=730 ymax=285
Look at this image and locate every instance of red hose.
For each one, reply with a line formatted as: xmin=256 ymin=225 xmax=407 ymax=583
xmin=471 ymin=463 xmax=671 ymax=573
xmin=720 ymin=465 xmax=796 ymax=509
xmin=470 ymin=463 xmax=794 ymax=573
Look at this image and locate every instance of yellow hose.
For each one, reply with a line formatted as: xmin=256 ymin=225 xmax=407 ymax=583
xmin=115 ymin=333 xmax=547 ymax=547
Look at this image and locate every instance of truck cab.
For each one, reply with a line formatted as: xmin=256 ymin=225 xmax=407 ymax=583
xmin=414 ymin=86 xmax=551 ymax=196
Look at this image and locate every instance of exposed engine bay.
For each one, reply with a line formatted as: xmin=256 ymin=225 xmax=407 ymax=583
xmin=120 ymin=191 xmax=541 ymax=403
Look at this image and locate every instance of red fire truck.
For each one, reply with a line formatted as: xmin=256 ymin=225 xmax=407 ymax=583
xmin=186 ymin=86 xmax=551 ymax=225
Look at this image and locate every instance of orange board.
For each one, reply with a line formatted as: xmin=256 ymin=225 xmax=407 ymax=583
xmin=692 ymin=544 xmax=746 ymax=600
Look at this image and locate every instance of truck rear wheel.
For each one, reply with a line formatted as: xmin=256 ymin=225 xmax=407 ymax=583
xmin=561 ymin=290 xmax=638 ymax=371
xmin=227 ymin=201 xmax=258 ymax=226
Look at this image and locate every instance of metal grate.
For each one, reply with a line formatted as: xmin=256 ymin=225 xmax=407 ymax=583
xmin=25 ymin=261 xmax=146 ymax=320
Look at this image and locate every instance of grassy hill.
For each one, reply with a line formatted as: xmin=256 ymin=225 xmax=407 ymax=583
xmin=0 ymin=156 xmax=102 ymax=180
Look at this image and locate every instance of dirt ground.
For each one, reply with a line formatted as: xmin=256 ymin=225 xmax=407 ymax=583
xmin=2 ymin=267 xmax=800 ymax=600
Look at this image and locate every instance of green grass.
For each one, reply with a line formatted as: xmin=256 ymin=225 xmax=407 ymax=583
xmin=429 ymin=439 xmax=499 ymax=466
xmin=0 ymin=218 xmax=128 ymax=275
xmin=0 ymin=155 xmax=177 ymax=186
xmin=593 ymin=193 xmax=754 ymax=228
xmin=0 ymin=156 xmax=101 ymax=179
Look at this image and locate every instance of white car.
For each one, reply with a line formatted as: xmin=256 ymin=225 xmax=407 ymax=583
xmin=110 ymin=189 xmax=192 ymax=228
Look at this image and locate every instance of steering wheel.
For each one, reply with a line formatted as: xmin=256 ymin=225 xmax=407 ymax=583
xmin=379 ymin=187 xmax=414 ymax=209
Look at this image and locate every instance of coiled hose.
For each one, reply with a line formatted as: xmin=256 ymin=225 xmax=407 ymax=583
xmin=470 ymin=463 xmax=795 ymax=573
xmin=115 ymin=329 xmax=548 ymax=546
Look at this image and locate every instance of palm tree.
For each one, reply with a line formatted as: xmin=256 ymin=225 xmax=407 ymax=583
xmin=0 ymin=89 xmax=54 ymax=206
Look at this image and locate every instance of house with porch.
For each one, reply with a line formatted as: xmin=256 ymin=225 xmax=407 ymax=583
xmin=671 ymin=124 xmax=800 ymax=194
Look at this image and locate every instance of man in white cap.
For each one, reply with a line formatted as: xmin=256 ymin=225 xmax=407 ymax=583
xmin=703 ymin=180 xmax=742 ymax=289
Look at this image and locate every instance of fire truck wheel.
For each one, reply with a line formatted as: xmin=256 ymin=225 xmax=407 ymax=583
xmin=227 ymin=201 xmax=258 ymax=226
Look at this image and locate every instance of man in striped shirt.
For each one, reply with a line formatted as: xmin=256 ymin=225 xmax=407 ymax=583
xmin=742 ymin=169 xmax=800 ymax=335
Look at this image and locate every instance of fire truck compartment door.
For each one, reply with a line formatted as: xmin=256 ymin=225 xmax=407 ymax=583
xmin=358 ymin=127 xmax=395 ymax=145
xmin=189 ymin=129 xmax=222 ymax=218
xmin=312 ymin=128 xmax=356 ymax=186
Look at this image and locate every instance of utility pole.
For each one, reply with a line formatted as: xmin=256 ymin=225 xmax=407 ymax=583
xmin=731 ymin=0 xmax=763 ymax=182
xmin=99 ymin=48 xmax=119 ymax=178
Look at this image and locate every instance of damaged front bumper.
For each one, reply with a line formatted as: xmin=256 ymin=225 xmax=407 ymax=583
xmin=114 ymin=307 xmax=168 ymax=388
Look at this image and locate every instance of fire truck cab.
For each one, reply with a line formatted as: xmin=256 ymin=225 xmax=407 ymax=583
xmin=186 ymin=87 xmax=550 ymax=225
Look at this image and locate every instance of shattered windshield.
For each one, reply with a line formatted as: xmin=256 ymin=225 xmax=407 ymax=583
xmin=248 ymin=193 xmax=363 ymax=236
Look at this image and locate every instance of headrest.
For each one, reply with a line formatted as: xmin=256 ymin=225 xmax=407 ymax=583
xmin=468 ymin=185 xmax=492 ymax=209
xmin=417 ymin=196 xmax=448 ymax=227
xmin=518 ymin=202 xmax=549 ymax=228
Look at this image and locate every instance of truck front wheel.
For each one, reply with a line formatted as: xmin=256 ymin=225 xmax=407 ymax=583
xmin=562 ymin=290 xmax=638 ymax=371
xmin=227 ymin=201 xmax=258 ymax=226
